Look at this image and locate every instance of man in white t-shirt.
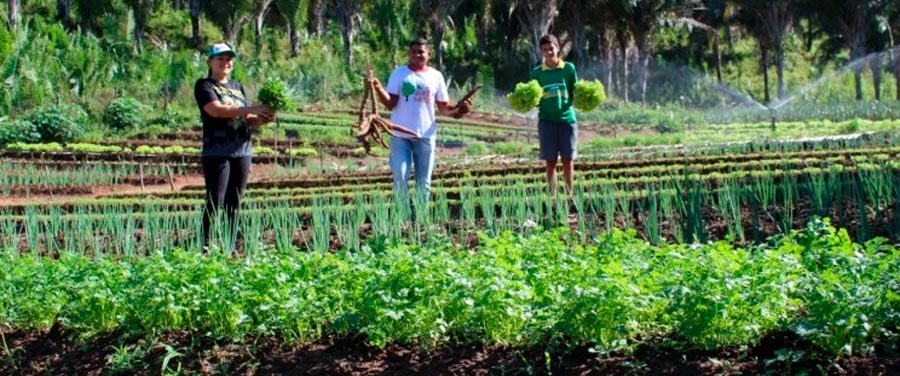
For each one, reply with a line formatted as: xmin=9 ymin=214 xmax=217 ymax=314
xmin=369 ymin=37 xmax=472 ymax=202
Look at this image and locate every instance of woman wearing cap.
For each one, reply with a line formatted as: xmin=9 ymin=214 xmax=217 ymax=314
xmin=194 ymin=43 xmax=275 ymax=250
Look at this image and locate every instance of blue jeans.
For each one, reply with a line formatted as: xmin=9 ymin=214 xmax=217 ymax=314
xmin=390 ymin=136 xmax=435 ymax=201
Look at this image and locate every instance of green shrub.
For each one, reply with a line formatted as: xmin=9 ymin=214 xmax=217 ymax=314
xmin=0 ymin=118 xmax=41 ymax=146
xmin=103 ymin=97 xmax=146 ymax=131
xmin=147 ymin=108 xmax=194 ymax=130
xmin=26 ymin=106 xmax=83 ymax=143
xmin=492 ymin=141 xmax=531 ymax=155
xmin=465 ymin=142 xmax=489 ymax=156
xmin=655 ymin=115 xmax=684 ymax=133
xmin=837 ymin=118 xmax=861 ymax=134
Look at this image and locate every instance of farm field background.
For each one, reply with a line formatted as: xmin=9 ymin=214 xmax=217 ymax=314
xmin=4 ymin=1 xmax=900 ymax=374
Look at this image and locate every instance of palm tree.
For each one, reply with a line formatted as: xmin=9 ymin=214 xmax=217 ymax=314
xmin=515 ymin=0 xmax=558 ymax=66
xmin=560 ymin=0 xmax=600 ymax=70
xmin=57 ymin=0 xmax=74 ymax=31
xmin=729 ymin=0 xmax=796 ymax=103
xmin=419 ymin=0 xmax=465 ymax=71
xmin=330 ymin=0 xmax=363 ymax=68
xmin=613 ymin=0 xmax=704 ymax=104
xmin=888 ymin=2 xmax=900 ymax=100
xmin=252 ymin=0 xmax=275 ymax=53
xmin=201 ymin=0 xmax=254 ymax=45
xmin=7 ymin=0 xmax=20 ymax=30
xmin=275 ymin=0 xmax=309 ymax=57
xmin=73 ymin=0 xmax=122 ymax=36
xmin=307 ymin=0 xmax=325 ymax=37
xmin=190 ymin=0 xmax=202 ymax=47
xmin=816 ymin=0 xmax=888 ymax=100
xmin=127 ymin=0 xmax=158 ymax=51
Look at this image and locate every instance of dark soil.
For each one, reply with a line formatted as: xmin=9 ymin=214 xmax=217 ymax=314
xmin=3 ymin=326 xmax=898 ymax=375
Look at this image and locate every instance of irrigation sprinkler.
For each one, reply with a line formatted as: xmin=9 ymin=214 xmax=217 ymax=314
xmin=770 ymin=107 xmax=777 ymax=132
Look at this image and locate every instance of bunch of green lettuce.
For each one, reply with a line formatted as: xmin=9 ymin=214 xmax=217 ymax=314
xmin=506 ymin=80 xmax=543 ymax=113
xmin=573 ymin=80 xmax=606 ymax=112
xmin=258 ymin=79 xmax=294 ymax=111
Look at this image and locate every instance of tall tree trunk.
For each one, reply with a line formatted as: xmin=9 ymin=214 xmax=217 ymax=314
xmin=224 ymin=15 xmax=249 ymax=46
xmin=569 ymin=15 xmax=586 ymax=70
xmin=635 ymin=30 xmax=651 ymax=105
xmin=57 ymin=0 xmax=74 ymax=30
xmin=601 ymin=29 xmax=614 ymax=97
xmin=134 ymin=16 xmax=145 ymax=51
xmin=476 ymin=1 xmax=491 ymax=58
xmin=850 ymin=40 xmax=865 ymax=101
xmin=8 ymin=0 xmax=19 ymax=30
xmin=517 ymin=1 xmax=558 ymax=66
xmin=288 ymin=18 xmax=300 ymax=57
xmin=895 ymin=51 xmax=900 ymax=101
xmin=775 ymin=47 xmax=785 ymax=101
xmin=562 ymin=0 xmax=586 ymax=70
xmin=337 ymin=11 xmax=355 ymax=68
xmin=617 ymin=32 xmax=630 ymax=103
xmin=254 ymin=0 xmax=273 ymax=53
xmin=760 ymin=47 xmax=770 ymax=104
xmin=713 ymin=34 xmax=722 ymax=84
xmin=432 ymin=20 xmax=445 ymax=71
xmin=871 ymin=55 xmax=882 ymax=101
xmin=190 ymin=0 xmax=202 ymax=48
xmin=307 ymin=0 xmax=324 ymax=37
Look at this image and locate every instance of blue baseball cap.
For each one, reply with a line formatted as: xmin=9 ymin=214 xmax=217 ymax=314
xmin=208 ymin=43 xmax=236 ymax=59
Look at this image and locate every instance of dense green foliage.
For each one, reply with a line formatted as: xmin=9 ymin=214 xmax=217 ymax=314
xmin=0 ymin=118 xmax=40 ymax=146
xmin=0 ymin=1 xmax=896 ymax=142
xmin=257 ymin=79 xmax=294 ymax=112
xmin=102 ymin=97 xmax=146 ymax=131
xmin=25 ymin=105 xmax=85 ymax=143
xmin=0 ymin=220 xmax=897 ymax=354
xmin=506 ymin=80 xmax=543 ymax=113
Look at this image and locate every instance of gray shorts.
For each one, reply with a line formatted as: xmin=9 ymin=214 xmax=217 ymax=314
xmin=538 ymin=119 xmax=577 ymax=160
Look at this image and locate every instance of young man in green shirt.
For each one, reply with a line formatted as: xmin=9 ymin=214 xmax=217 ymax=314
xmin=529 ymin=34 xmax=578 ymax=195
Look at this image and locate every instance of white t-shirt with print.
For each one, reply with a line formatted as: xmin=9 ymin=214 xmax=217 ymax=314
xmin=385 ymin=65 xmax=449 ymax=139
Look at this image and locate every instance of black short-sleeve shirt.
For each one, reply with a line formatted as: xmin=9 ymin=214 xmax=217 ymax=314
xmin=194 ymin=78 xmax=253 ymax=157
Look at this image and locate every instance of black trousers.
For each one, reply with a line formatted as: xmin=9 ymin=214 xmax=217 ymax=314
xmin=201 ymin=156 xmax=252 ymax=246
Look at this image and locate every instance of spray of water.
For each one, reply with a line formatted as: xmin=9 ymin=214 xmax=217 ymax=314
xmin=769 ymin=45 xmax=900 ymax=111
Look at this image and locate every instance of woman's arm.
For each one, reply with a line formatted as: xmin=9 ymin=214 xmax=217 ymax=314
xmin=202 ymin=101 xmax=273 ymax=119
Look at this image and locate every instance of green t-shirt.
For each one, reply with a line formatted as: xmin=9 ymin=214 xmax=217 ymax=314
xmin=529 ymin=60 xmax=578 ymax=124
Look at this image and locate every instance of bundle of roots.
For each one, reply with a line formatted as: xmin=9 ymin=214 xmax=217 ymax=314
xmin=351 ymin=67 xmax=481 ymax=154
xmin=350 ymin=72 xmax=417 ymax=154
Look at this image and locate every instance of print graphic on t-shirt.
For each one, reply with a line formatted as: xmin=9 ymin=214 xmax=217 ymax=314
xmin=401 ymin=82 xmax=417 ymax=101
xmin=401 ymin=80 xmax=432 ymax=103
xmin=542 ymin=83 xmax=568 ymax=99
xmin=212 ymin=85 xmax=247 ymax=129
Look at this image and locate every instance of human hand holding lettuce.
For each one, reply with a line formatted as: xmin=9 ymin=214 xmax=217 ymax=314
xmin=506 ymin=79 xmax=606 ymax=113
xmin=253 ymin=79 xmax=294 ymax=129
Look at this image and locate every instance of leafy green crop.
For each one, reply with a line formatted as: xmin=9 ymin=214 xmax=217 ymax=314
xmin=258 ymin=79 xmax=294 ymax=112
xmin=0 ymin=119 xmax=40 ymax=146
xmin=573 ymin=80 xmax=606 ymax=112
xmin=103 ymin=97 xmax=146 ymax=131
xmin=506 ymin=80 xmax=543 ymax=113
xmin=1 ymin=220 xmax=897 ymax=357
